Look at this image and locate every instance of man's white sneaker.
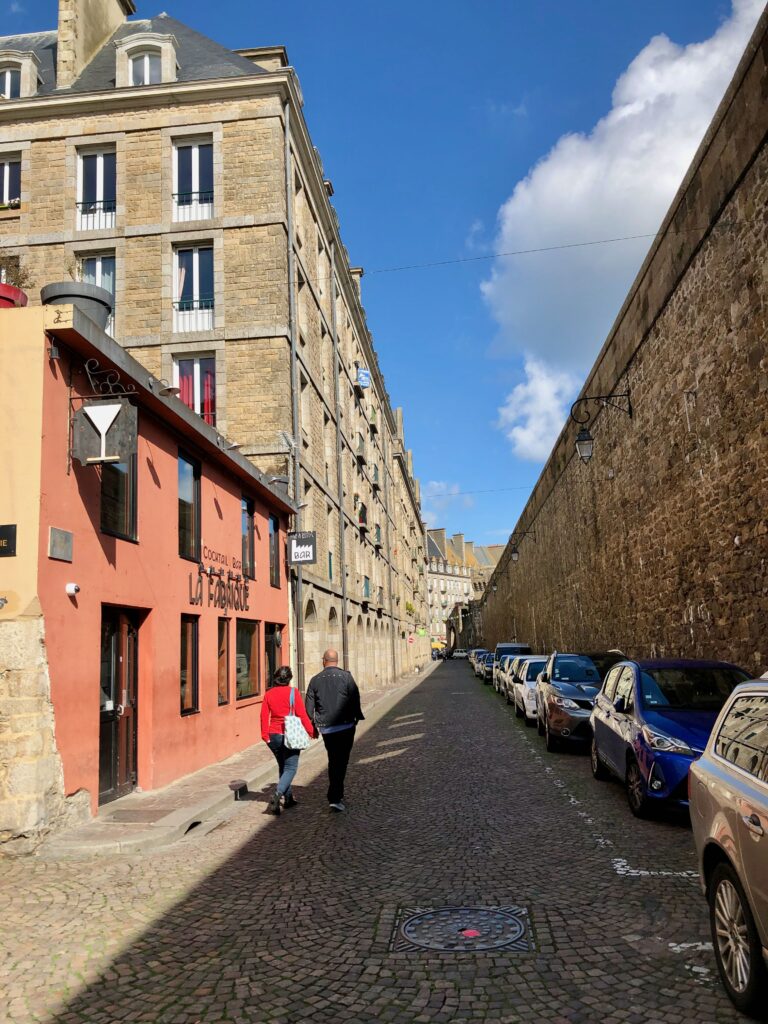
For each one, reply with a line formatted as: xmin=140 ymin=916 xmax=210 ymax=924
xmin=329 ymin=801 xmax=346 ymax=812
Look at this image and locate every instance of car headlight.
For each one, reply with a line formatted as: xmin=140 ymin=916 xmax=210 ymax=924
xmin=641 ymin=726 xmax=693 ymax=756
xmin=552 ymin=696 xmax=579 ymax=710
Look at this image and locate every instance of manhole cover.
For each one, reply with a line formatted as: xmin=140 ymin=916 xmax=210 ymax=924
xmin=391 ymin=906 xmax=532 ymax=953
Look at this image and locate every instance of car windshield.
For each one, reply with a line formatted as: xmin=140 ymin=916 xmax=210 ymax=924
xmin=526 ymin=659 xmax=546 ymax=680
xmin=587 ymin=652 xmax=625 ymax=679
xmin=552 ymin=656 xmax=600 ymax=683
xmin=639 ymin=667 xmax=749 ymax=710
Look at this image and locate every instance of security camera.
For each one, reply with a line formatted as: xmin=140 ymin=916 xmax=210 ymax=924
xmin=65 ymin=583 xmax=80 ymax=596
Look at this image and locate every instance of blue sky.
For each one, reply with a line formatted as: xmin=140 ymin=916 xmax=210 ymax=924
xmin=11 ymin=1 xmax=764 ymax=543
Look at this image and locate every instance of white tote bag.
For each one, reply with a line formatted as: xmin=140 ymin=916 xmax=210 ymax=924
xmin=283 ymin=686 xmax=312 ymax=750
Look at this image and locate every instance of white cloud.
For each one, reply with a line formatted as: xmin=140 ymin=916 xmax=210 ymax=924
xmin=497 ymin=358 xmax=578 ymax=461
xmin=483 ymin=0 xmax=763 ymax=459
xmin=9 ymin=2 xmax=25 ymax=12
xmin=422 ymin=480 xmax=474 ymax=528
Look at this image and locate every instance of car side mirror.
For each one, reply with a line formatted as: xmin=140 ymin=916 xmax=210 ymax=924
xmin=540 ymin=672 xmax=549 ymax=683
xmin=613 ymin=695 xmax=628 ymax=714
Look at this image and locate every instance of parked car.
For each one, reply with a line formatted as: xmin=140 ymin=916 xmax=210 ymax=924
xmin=474 ymin=653 xmax=489 ymax=679
xmin=584 ymin=650 xmax=626 ymax=680
xmin=690 ymin=681 xmax=768 ymax=1017
xmin=499 ymin=655 xmax=522 ymax=701
xmin=512 ymin=655 xmax=547 ymax=724
xmin=536 ymin=652 xmax=602 ymax=751
xmin=469 ymin=648 xmax=487 ymax=670
xmin=480 ymin=652 xmax=495 ymax=684
xmin=591 ymin=658 xmax=750 ymax=817
xmin=453 ymin=649 xmax=468 ymax=660
xmin=495 ymin=654 xmax=515 ymax=694
xmin=494 ymin=642 xmax=532 ymax=689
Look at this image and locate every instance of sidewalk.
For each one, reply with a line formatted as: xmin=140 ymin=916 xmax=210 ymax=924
xmin=38 ymin=664 xmax=435 ymax=859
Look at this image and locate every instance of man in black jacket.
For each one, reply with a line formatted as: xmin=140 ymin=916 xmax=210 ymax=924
xmin=305 ymin=649 xmax=364 ymax=812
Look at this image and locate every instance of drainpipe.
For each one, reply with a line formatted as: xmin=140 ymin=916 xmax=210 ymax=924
xmin=330 ymin=243 xmax=350 ymax=670
xmin=382 ymin=429 xmax=397 ymax=683
xmin=284 ymin=100 xmax=305 ymax=691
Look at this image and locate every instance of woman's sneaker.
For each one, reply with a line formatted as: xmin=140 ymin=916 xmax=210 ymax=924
xmin=283 ymin=793 xmax=298 ymax=809
xmin=264 ymin=793 xmax=281 ymax=815
xmin=329 ymin=801 xmax=346 ymax=812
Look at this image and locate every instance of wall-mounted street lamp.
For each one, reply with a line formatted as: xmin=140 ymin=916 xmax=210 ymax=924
xmin=510 ymin=528 xmax=536 ymax=562
xmin=569 ymin=390 xmax=632 ymax=464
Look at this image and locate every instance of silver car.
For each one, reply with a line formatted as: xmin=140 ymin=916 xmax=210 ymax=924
xmin=689 ymin=681 xmax=768 ymax=1017
xmin=511 ymin=655 xmax=547 ymax=724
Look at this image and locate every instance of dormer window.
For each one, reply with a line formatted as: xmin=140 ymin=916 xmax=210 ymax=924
xmin=130 ymin=50 xmax=162 ymax=86
xmin=0 ymin=65 xmax=20 ymax=99
xmin=116 ymin=33 xmax=177 ymax=88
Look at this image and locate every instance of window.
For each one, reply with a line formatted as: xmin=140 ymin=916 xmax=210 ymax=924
xmin=241 ymin=497 xmax=255 ymax=579
xmin=715 ymin=695 xmax=768 ymax=783
xmin=174 ymin=140 xmax=213 ymax=221
xmin=264 ymin=623 xmax=280 ymax=687
xmin=602 ymin=666 xmax=622 ymax=702
xmin=217 ymin=618 xmax=229 ymax=706
xmin=269 ymin=514 xmax=280 ymax=588
xmin=236 ymin=619 xmax=260 ymax=699
xmin=78 ymin=150 xmax=116 ymax=230
xmin=130 ymin=50 xmax=162 ymax=86
xmin=0 ymin=65 xmax=20 ymax=100
xmin=81 ymin=252 xmax=116 ymax=336
xmin=0 ymin=157 xmax=20 ymax=207
xmin=175 ymin=355 xmax=216 ymax=425
xmin=101 ymin=453 xmax=136 ymax=540
xmin=174 ymin=245 xmax=214 ymax=332
xmin=615 ymin=668 xmax=635 ymax=708
xmin=328 ymin=550 xmax=333 ymax=581
xmin=178 ymin=452 xmax=200 ymax=560
xmin=180 ymin=615 xmax=198 ymax=715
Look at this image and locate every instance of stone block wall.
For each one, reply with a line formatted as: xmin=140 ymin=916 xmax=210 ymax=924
xmin=480 ymin=14 xmax=768 ymax=674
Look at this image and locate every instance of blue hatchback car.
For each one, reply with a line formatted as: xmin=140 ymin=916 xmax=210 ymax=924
xmin=590 ymin=659 xmax=750 ymax=817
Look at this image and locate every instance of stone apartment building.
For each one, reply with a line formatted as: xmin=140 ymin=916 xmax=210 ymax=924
xmin=0 ymin=0 xmax=430 ymax=688
xmin=426 ymin=529 xmax=501 ymax=643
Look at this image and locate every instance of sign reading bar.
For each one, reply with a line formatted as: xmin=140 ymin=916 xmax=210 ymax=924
xmin=288 ymin=531 xmax=317 ymax=565
xmin=0 ymin=524 xmax=17 ymax=557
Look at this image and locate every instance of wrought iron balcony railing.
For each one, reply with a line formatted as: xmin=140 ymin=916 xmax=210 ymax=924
xmin=77 ymin=199 xmax=116 ymax=231
xmin=173 ymin=297 xmax=215 ymax=333
xmin=173 ymin=190 xmax=214 ymax=222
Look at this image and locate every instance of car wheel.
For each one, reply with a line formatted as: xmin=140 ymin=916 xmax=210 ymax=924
xmin=625 ymin=757 xmax=651 ymax=818
xmin=524 ymin=714 xmax=535 ymax=728
xmin=709 ymin=862 xmax=768 ymax=1017
xmin=591 ymin=739 xmax=609 ymax=780
xmin=537 ymin=713 xmax=545 ymax=736
xmin=545 ymin=718 xmax=559 ymax=753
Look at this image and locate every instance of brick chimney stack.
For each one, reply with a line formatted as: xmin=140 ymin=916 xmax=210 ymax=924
xmin=451 ymin=533 xmax=465 ymax=563
xmin=57 ymin=0 xmax=136 ymax=89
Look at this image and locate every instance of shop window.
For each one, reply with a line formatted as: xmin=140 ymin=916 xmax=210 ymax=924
xmin=269 ymin=514 xmax=280 ymax=588
xmin=236 ymin=619 xmax=260 ymax=699
xmin=0 ymin=156 xmax=21 ymax=208
xmin=241 ymin=497 xmax=255 ymax=579
xmin=180 ymin=615 xmax=199 ymax=715
xmin=131 ymin=50 xmax=162 ymax=86
xmin=77 ymin=149 xmax=116 ymax=231
xmin=217 ymin=618 xmax=229 ymax=706
xmin=81 ymin=251 xmax=116 ymax=336
xmin=173 ymin=245 xmax=214 ymax=332
xmin=264 ymin=623 xmax=280 ymax=686
xmin=178 ymin=451 xmax=201 ymax=561
xmin=100 ymin=453 xmax=137 ymax=541
xmin=175 ymin=354 xmax=216 ymax=425
xmin=173 ymin=139 xmax=213 ymax=221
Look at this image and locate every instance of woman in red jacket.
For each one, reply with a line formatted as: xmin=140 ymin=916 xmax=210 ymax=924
xmin=260 ymin=665 xmax=316 ymax=816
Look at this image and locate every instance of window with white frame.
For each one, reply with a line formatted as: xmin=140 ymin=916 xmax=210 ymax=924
xmin=173 ymin=245 xmax=214 ymax=332
xmin=173 ymin=139 xmax=213 ymax=222
xmin=81 ymin=252 xmax=116 ymax=336
xmin=77 ymin=149 xmax=116 ymax=230
xmin=0 ymin=156 xmax=21 ymax=208
xmin=173 ymin=354 xmax=216 ymax=426
xmin=130 ymin=50 xmax=162 ymax=86
xmin=0 ymin=65 xmax=20 ymax=100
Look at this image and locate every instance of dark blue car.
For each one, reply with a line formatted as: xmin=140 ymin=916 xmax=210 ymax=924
xmin=590 ymin=659 xmax=750 ymax=817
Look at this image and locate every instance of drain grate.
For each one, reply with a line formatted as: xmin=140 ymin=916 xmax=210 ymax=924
xmin=390 ymin=906 xmax=533 ymax=953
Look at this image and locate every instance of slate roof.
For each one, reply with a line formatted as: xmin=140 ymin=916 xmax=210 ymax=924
xmin=0 ymin=14 xmax=266 ymax=97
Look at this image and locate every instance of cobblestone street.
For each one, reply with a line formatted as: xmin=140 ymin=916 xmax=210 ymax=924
xmin=1 ymin=662 xmax=746 ymax=1024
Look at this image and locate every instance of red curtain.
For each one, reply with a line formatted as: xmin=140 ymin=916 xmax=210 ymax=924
xmin=201 ymin=359 xmax=216 ymax=426
xmin=178 ymin=360 xmax=194 ymax=411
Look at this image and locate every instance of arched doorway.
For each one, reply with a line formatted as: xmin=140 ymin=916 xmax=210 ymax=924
xmin=304 ymin=599 xmax=319 ymax=677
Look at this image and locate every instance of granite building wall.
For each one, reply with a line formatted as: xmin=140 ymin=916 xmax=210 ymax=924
xmin=480 ymin=10 xmax=768 ymax=675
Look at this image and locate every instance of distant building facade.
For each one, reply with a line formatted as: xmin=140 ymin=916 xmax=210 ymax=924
xmin=427 ymin=529 xmax=501 ymax=644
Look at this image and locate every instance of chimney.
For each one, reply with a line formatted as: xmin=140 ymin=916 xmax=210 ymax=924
xmin=57 ymin=0 xmax=136 ymax=89
xmin=349 ymin=267 xmax=364 ymax=299
xmin=451 ymin=534 xmax=465 ymax=563
xmin=465 ymin=541 xmax=475 ymax=561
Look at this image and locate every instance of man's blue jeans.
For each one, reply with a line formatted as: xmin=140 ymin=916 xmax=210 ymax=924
xmin=268 ymin=734 xmax=300 ymax=797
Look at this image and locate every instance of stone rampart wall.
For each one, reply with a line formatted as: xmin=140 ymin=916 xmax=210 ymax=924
xmin=481 ymin=12 xmax=768 ymax=674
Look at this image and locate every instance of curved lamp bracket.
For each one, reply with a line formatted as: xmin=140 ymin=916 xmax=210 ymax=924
xmin=569 ymin=390 xmax=632 ymax=426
